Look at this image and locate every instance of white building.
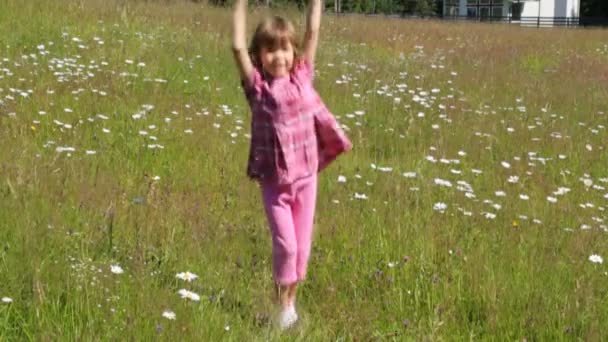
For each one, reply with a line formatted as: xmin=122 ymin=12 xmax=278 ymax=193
xmin=443 ymin=0 xmax=580 ymax=24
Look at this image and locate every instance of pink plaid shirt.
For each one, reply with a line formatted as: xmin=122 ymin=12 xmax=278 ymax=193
xmin=243 ymin=60 xmax=351 ymax=184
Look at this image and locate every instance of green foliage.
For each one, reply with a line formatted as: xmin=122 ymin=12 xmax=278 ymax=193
xmin=221 ymin=0 xmax=442 ymax=15
xmin=519 ymin=54 xmax=556 ymax=76
xmin=414 ymin=0 xmax=436 ymax=17
xmin=581 ymin=0 xmax=608 ymax=17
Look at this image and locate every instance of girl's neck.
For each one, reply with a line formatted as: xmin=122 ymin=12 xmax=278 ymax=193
xmin=262 ymin=69 xmax=291 ymax=83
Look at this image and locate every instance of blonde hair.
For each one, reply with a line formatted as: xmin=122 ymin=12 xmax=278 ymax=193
xmin=249 ymin=16 xmax=300 ymax=69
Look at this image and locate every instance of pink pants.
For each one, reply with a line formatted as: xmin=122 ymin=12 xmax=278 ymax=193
xmin=262 ymin=174 xmax=317 ymax=286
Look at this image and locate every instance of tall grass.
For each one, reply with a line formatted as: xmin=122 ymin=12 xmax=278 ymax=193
xmin=1 ymin=0 xmax=607 ymax=339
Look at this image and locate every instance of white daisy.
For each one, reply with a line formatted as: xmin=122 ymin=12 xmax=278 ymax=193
xmin=162 ymin=310 xmax=176 ymax=320
xmin=178 ymin=289 xmax=200 ymax=301
xmin=110 ymin=265 xmax=124 ymax=274
xmin=402 ymin=172 xmax=417 ymax=178
xmin=176 ymin=271 xmax=198 ymax=282
xmin=433 ymin=202 xmax=447 ymax=212
xmin=354 ymin=193 xmax=368 ymax=200
xmin=589 ymin=255 xmax=603 ymax=264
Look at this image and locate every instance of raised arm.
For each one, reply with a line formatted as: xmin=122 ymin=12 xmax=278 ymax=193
xmin=302 ymin=0 xmax=322 ymax=64
xmin=232 ymin=0 xmax=254 ymax=81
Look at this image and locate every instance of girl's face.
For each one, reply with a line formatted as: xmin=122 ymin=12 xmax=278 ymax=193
xmin=259 ymin=42 xmax=294 ymax=79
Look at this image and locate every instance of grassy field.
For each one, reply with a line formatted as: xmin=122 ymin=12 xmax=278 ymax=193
xmin=1 ymin=0 xmax=607 ymax=340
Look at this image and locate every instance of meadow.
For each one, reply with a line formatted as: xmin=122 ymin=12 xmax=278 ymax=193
xmin=1 ymin=0 xmax=607 ymax=340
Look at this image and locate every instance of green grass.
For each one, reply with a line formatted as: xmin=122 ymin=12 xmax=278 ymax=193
xmin=1 ymin=0 xmax=608 ymax=340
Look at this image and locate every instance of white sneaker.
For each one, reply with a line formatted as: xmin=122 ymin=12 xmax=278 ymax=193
xmin=278 ymin=304 xmax=298 ymax=330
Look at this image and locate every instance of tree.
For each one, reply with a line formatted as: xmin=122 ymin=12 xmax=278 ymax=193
xmin=580 ymin=0 xmax=608 ymax=25
xmin=581 ymin=0 xmax=608 ymax=17
xmin=414 ymin=0 xmax=436 ymax=16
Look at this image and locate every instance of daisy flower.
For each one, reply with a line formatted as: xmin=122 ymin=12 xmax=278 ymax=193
xmin=176 ymin=271 xmax=198 ymax=282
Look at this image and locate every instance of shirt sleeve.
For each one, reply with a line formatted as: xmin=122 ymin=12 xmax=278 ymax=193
xmin=293 ymin=58 xmax=314 ymax=83
xmin=315 ymin=110 xmax=352 ymax=172
xmin=241 ymin=67 xmax=263 ymax=101
xmin=246 ymin=106 xmax=269 ymax=181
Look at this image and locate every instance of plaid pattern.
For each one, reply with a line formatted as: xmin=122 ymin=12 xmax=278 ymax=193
xmin=243 ymin=60 xmax=351 ymax=184
xmin=315 ymin=107 xmax=352 ymax=171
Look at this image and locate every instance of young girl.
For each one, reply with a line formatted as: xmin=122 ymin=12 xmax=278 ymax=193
xmin=232 ymin=0 xmax=352 ymax=329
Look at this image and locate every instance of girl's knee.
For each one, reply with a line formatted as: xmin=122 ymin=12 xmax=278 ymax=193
xmin=274 ymin=241 xmax=297 ymax=260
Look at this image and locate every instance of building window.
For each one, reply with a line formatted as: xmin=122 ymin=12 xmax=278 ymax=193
xmin=480 ymin=6 xmax=491 ymax=18
xmin=446 ymin=6 xmax=459 ymax=16
xmin=444 ymin=0 xmax=459 ymax=16
xmin=492 ymin=6 xmax=503 ymax=17
xmin=490 ymin=0 xmax=504 ymax=18
xmin=463 ymin=0 xmax=505 ymax=19
xmin=444 ymin=0 xmax=504 ymax=18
